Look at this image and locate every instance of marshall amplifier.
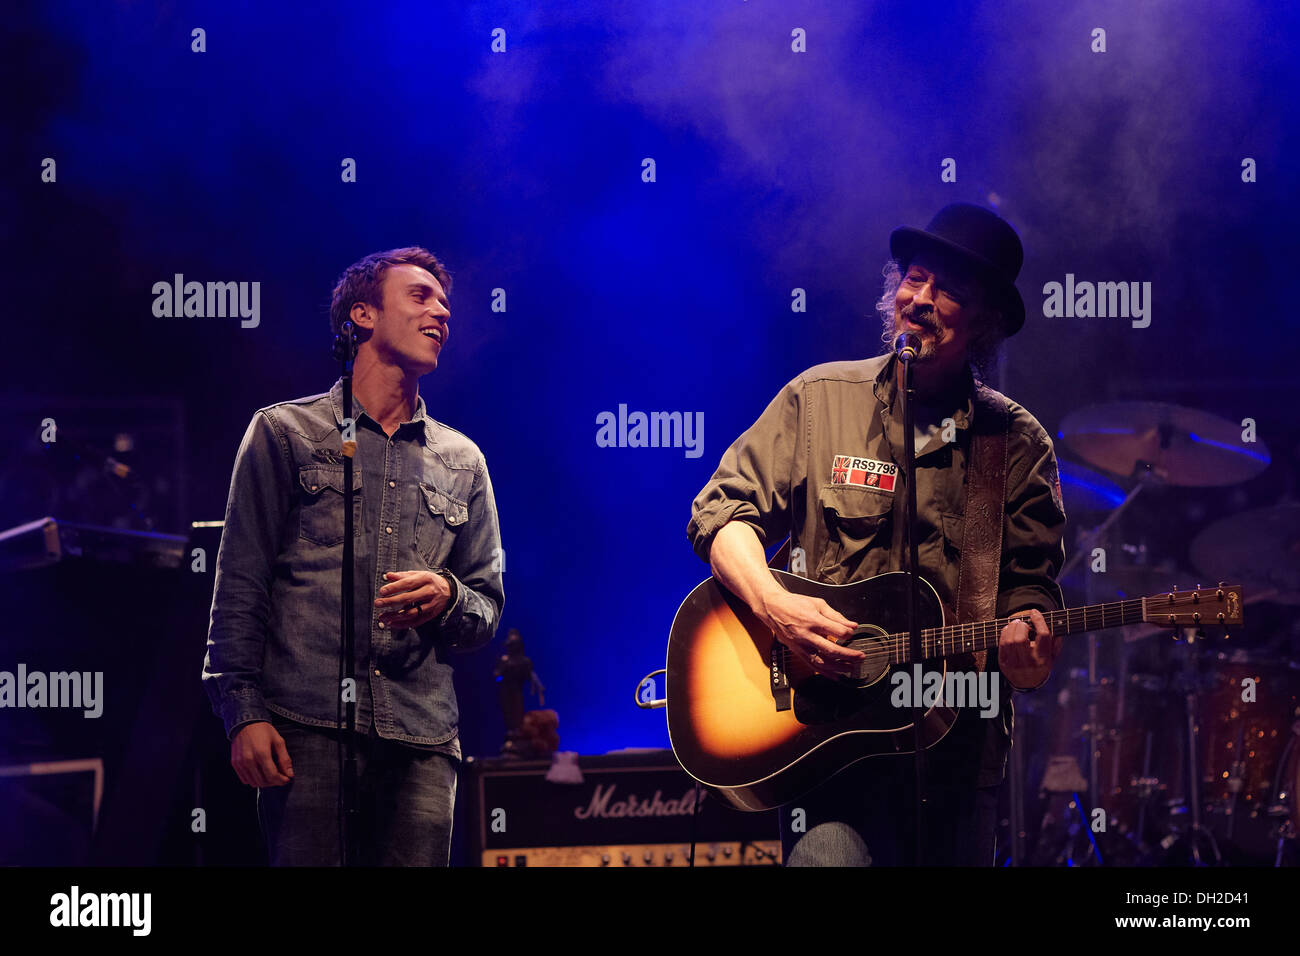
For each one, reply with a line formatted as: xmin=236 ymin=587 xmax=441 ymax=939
xmin=461 ymin=749 xmax=781 ymax=866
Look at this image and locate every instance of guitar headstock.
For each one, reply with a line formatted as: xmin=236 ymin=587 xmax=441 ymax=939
xmin=1142 ymin=584 xmax=1244 ymax=628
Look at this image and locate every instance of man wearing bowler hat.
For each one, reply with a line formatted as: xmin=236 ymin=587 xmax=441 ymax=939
xmin=687 ymin=203 xmax=1068 ymax=865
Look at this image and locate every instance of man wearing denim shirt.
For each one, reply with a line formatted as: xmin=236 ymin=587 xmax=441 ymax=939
xmin=202 ymin=246 xmax=504 ymax=866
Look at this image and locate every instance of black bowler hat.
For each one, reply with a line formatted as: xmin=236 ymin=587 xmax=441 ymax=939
xmin=889 ymin=202 xmax=1026 ymax=336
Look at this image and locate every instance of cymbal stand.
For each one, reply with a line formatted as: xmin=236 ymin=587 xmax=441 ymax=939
xmin=1268 ymin=720 xmax=1299 ymax=866
xmin=1056 ymin=470 xmax=1158 ymax=583
xmin=1176 ymin=626 xmax=1221 ymax=865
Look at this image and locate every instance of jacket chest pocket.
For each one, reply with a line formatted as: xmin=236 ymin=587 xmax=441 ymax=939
xmin=415 ymin=482 xmax=468 ymax=566
xmin=941 ymin=512 xmax=964 ymax=556
xmin=297 ymin=465 xmax=363 ymax=547
xmin=817 ymin=485 xmax=894 ymax=582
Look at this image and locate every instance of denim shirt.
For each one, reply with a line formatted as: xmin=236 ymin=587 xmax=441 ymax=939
xmin=202 ymin=379 xmax=504 ymax=759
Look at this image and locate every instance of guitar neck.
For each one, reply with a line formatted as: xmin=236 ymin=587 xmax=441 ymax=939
xmin=886 ymin=598 xmax=1148 ymax=663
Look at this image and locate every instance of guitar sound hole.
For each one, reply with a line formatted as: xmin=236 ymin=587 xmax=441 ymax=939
xmin=845 ymin=635 xmax=890 ymax=685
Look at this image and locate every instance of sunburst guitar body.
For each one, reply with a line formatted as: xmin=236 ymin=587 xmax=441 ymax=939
xmin=665 ymin=569 xmax=1243 ymax=812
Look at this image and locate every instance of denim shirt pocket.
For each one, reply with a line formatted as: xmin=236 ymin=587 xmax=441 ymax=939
xmin=297 ymin=464 xmax=363 ymax=547
xmin=416 ymin=482 xmax=468 ymax=566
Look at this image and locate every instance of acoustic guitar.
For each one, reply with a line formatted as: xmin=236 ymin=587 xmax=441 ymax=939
xmin=665 ymin=570 xmax=1244 ymax=811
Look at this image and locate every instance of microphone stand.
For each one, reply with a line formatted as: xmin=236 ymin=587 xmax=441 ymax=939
xmin=332 ymin=321 xmax=360 ymax=866
xmin=897 ymin=342 xmax=927 ymax=865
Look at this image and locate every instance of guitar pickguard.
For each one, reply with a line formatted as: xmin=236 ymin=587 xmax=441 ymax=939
xmin=792 ymin=671 xmax=894 ymax=725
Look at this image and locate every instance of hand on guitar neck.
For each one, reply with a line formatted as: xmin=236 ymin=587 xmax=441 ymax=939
xmin=997 ymin=609 xmax=1059 ymax=691
xmin=708 ymin=521 xmax=866 ymax=679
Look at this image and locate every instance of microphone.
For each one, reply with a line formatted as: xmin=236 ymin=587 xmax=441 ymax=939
xmin=332 ymin=320 xmax=358 ymax=362
xmin=893 ymin=332 xmax=921 ymax=363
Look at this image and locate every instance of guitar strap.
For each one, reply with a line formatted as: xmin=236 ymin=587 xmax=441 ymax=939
xmin=956 ymin=383 xmax=1011 ymax=672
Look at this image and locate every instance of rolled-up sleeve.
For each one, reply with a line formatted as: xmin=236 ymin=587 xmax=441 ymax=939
xmin=997 ymin=431 xmax=1067 ymax=618
xmin=687 ymin=378 xmax=804 ymax=563
xmin=429 ymin=457 xmax=504 ymax=653
xmin=202 ymin=411 xmax=291 ymax=739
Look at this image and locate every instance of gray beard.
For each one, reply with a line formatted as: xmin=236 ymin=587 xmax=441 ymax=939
xmin=897 ymin=309 xmax=946 ymax=361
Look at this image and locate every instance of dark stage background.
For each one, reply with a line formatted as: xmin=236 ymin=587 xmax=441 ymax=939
xmin=2 ymin=0 xmax=1298 ymax=865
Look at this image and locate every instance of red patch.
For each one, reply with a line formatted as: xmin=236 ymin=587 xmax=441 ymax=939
xmin=831 ymin=455 xmax=896 ymax=492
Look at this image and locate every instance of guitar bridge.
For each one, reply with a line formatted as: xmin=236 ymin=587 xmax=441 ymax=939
xmin=769 ymin=642 xmax=791 ymax=712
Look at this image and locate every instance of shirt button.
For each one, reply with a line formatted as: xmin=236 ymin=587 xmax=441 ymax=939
xmin=374 ymin=669 xmax=381 ymax=676
xmin=378 ymin=621 xmax=386 ymax=629
xmin=386 ymin=526 xmax=393 ymax=534
xmin=389 ymin=480 xmax=396 ymax=488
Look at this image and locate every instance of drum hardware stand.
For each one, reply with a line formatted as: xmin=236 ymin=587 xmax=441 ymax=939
xmin=1073 ymin=791 xmax=1106 ymax=865
xmin=1118 ymin=669 xmax=1170 ymax=856
xmin=1266 ymin=719 xmax=1299 ymax=866
xmin=1008 ymin=709 xmax=1026 ymax=866
xmin=1073 ymin=499 xmax=1126 ymax=864
xmin=1221 ymin=724 xmax=1247 ymax=842
xmin=1031 ymin=756 xmax=1089 ymax=865
xmin=1275 ymin=820 xmax=1297 ymax=867
xmin=1132 ymin=732 xmax=1160 ymax=851
xmin=1173 ymin=625 xmax=1222 ymax=865
xmin=1055 ymin=469 xmax=1158 ymax=584
xmin=1043 ymin=791 xmax=1105 ymax=866
xmin=1108 ymin=635 xmax=1130 ymax=820
xmin=1085 ymin=632 xmax=1104 ymax=853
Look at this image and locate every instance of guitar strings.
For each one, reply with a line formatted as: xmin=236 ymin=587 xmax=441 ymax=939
xmin=774 ymin=598 xmax=1149 ymax=669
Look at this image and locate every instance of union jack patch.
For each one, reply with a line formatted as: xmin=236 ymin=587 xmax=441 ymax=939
xmin=830 ymin=455 xmax=897 ymax=492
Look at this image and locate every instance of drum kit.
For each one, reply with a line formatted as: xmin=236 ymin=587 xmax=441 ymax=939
xmin=1021 ymin=402 xmax=1300 ymax=866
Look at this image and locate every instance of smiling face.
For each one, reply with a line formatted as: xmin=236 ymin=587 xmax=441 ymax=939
xmin=351 ymin=263 xmax=450 ymax=374
xmin=892 ymin=250 xmax=988 ymax=371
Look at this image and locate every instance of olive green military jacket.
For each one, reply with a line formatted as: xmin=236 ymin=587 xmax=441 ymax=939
xmin=687 ymin=353 xmax=1067 ymax=787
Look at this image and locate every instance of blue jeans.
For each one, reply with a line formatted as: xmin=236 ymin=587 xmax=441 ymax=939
xmin=257 ymin=717 xmax=457 ymax=866
xmin=778 ymin=755 xmax=999 ymax=866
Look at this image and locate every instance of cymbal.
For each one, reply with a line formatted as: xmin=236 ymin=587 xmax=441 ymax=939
xmin=1060 ymin=401 xmax=1270 ymax=486
xmin=1191 ymin=503 xmax=1300 ymax=605
xmin=1057 ymin=458 xmax=1126 ymax=512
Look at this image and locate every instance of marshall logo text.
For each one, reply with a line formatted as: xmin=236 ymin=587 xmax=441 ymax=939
xmin=573 ymin=783 xmax=702 ymax=820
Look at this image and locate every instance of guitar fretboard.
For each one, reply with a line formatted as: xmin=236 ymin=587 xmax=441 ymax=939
xmin=881 ymin=599 xmax=1147 ymax=663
